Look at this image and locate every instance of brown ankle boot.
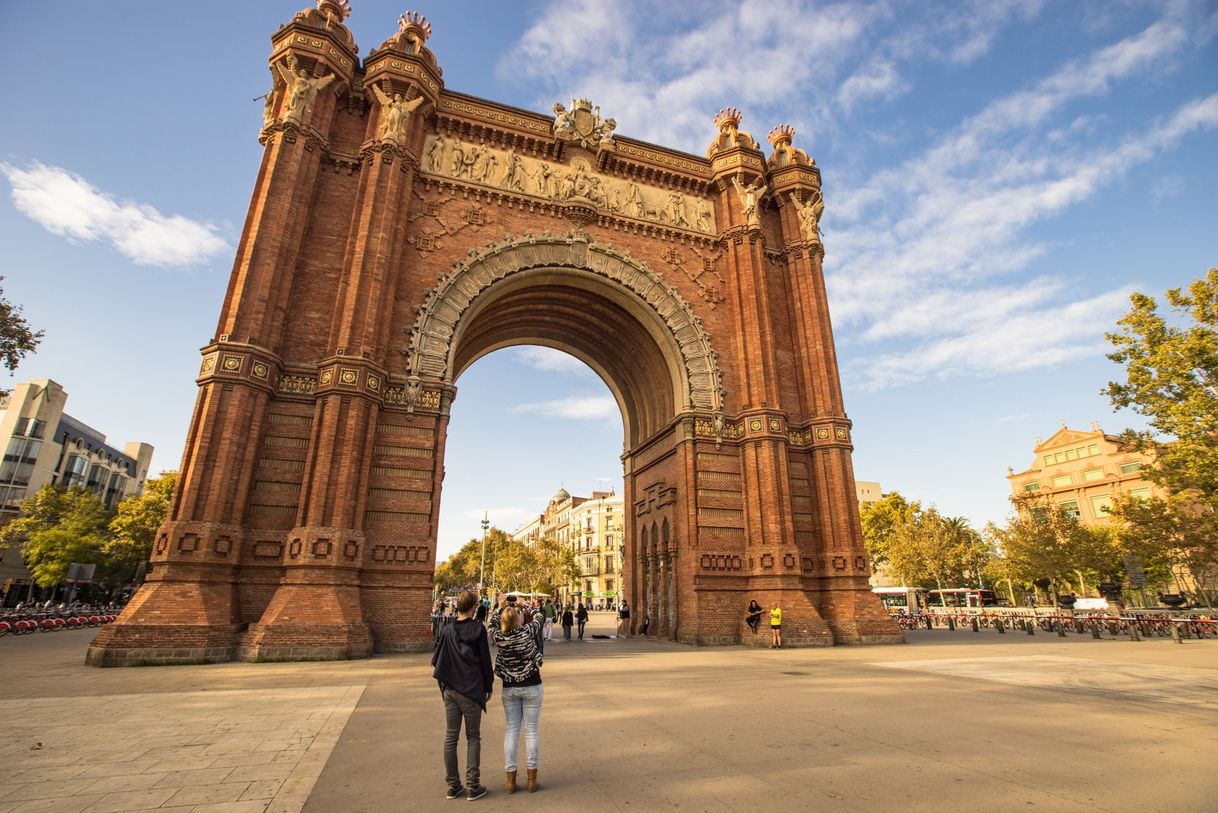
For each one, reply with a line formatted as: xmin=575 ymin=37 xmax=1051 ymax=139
xmin=526 ymin=768 xmax=538 ymax=792
xmin=505 ymin=770 xmax=517 ymax=794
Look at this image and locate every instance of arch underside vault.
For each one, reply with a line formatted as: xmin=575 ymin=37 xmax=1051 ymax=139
xmin=406 ymin=232 xmax=725 ymax=448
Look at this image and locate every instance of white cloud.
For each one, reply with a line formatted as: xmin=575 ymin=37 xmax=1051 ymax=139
xmin=512 ymin=394 xmax=618 ymax=420
xmin=825 ymin=7 xmax=1218 ymax=390
xmin=847 ymin=287 xmax=1135 ymax=391
xmin=0 ymin=161 xmax=227 ymax=267
xmin=836 ymin=60 xmax=907 ymax=113
xmin=513 ymin=347 xmax=593 ymax=375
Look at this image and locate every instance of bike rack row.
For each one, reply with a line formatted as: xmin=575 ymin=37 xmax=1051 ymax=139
xmin=0 ymin=614 xmax=117 ymax=636
xmin=893 ymin=610 xmax=1217 ymax=641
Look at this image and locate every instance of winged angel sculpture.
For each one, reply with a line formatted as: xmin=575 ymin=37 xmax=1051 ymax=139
xmin=372 ymin=86 xmax=425 ymax=143
xmin=790 ymin=191 xmax=825 ymax=242
xmin=275 ymin=56 xmax=335 ymax=124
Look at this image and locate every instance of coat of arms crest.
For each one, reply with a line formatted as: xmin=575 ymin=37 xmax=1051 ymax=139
xmin=552 ymin=98 xmax=616 ymax=149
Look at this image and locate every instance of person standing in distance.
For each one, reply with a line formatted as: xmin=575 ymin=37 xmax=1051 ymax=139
xmin=769 ymin=602 xmax=783 ymax=649
xmin=541 ymin=598 xmax=557 ymax=642
xmin=575 ymin=601 xmax=589 ymax=640
xmin=617 ymin=599 xmax=631 ymax=637
xmin=431 ymin=590 xmax=493 ymax=800
xmin=489 ymin=594 xmax=545 ymax=793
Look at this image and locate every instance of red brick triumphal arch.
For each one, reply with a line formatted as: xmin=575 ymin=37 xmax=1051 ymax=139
xmin=87 ymin=2 xmax=900 ymax=666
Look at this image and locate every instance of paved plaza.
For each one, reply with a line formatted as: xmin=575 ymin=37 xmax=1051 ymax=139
xmin=1 ymin=614 xmax=1216 ymax=812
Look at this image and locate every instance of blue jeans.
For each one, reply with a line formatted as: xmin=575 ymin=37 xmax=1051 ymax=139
xmin=501 ymin=684 xmax=543 ymax=771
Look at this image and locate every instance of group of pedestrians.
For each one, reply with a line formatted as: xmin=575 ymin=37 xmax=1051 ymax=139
xmin=535 ymin=598 xmax=591 ymax=641
xmin=432 ymin=592 xmax=546 ymax=800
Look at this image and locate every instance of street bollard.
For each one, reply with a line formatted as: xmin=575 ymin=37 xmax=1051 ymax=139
xmin=995 ymin=619 xmax=1005 ymax=633
xmin=1091 ymin=623 xmax=1102 ymax=639
xmin=1129 ymin=623 xmax=1141 ymax=642
xmin=1171 ymin=623 xmax=1183 ymax=644
xmin=971 ymin=618 xmax=979 ymax=632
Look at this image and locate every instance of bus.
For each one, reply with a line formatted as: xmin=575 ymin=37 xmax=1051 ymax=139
xmin=872 ymin=586 xmax=928 ymax=614
xmin=926 ymin=588 xmax=999 ymax=608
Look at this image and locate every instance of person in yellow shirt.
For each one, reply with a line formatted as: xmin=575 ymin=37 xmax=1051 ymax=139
xmin=769 ymin=603 xmax=782 ymax=649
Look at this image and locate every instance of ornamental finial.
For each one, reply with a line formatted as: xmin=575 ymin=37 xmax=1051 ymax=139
xmin=767 ymin=124 xmax=795 ymax=149
xmin=715 ymin=107 xmax=743 ymax=132
xmin=317 ymin=0 xmax=351 ymax=26
xmin=398 ymin=11 xmax=432 ymax=47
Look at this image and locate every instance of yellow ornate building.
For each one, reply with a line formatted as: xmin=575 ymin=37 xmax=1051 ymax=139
xmin=510 ymin=487 xmax=622 ymax=606
xmin=1007 ymin=424 xmax=1162 ymax=524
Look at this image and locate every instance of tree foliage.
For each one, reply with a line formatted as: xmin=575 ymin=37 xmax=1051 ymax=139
xmin=1105 ymin=268 xmax=1218 ymax=597
xmin=432 ymin=528 xmax=581 ymax=596
xmin=860 ymin=492 xmax=919 ymax=570
xmin=105 ymin=472 xmax=177 ymax=585
xmin=433 ymin=527 xmax=512 ymax=594
xmin=862 ymin=492 xmax=990 ymax=588
xmin=989 ymin=496 xmax=1123 ymax=598
xmin=0 ymin=277 xmax=43 ymax=396
xmin=0 ymin=485 xmax=111 ymax=588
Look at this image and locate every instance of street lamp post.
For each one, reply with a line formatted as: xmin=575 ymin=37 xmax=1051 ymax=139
xmin=478 ymin=512 xmax=490 ymax=595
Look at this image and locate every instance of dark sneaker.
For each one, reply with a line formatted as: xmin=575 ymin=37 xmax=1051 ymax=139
xmin=446 ymin=786 xmax=464 ymax=800
xmin=467 ymin=784 xmax=488 ymax=800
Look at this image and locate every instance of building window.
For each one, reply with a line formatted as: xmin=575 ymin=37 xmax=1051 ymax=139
xmin=1090 ymin=494 xmax=1113 ymax=516
xmin=604 ymin=555 xmax=614 ymax=574
xmin=1088 ymin=443 xmax=1099 ymax=455
xmin=1128 ymin=488 xmax=1152 ymax=501
xmin=1052 ymin=475 xmax=1072 ymax=487
xmin=1120 ymin=462 xmax=1142 ymax=474
xmin=1023 ymin=482 xmax=1040 ymax=492
xmin=1059 ymin=500 xmax=1081 ymax=520
xmin=1083 ymin=468 xmax=1103 ymax=482
xmin=1043 ymin=455 xmax=1053 ymax=466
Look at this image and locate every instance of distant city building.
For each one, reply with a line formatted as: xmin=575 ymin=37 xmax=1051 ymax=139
xmin=510 ymin=486 xmax=623 ymax=605
xmin=570 ymin=491 xmax=624 ymax=605
xmin=856 ymin=480 xmax=881 ymax=508
xmin=1006 ymin=424 xmax=1162 ymax=525
xmin=0 ymin=379 xmax=155 ymax=597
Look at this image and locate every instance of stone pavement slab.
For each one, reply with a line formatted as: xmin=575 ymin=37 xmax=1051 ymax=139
xmin=1 ymin=617 xmax=1216 ymax=811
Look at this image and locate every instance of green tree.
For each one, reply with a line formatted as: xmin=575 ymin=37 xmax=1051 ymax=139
xmin=532 ymin=537 xmax=580 ymax=595
xmin=1105 ymin=268 xmax=1218 ymax=598
xmin=433 ymin=527 xmax=511 ymax=594
xmin=860 ymin=492 xmax=919 ymax=572
xmin=0 ymin=277 xmax=43 ymax=397
xmin=493 ymin=537 xmax=536 ymax=592
xmin=1113 ymin=492 xmax=1217 ymax=606
xmin=0 ymin=485 xmax=111 ymax=588
xmin=885 ymin=507 xmax=984 ymax=590
xmin=989 ymin=498 xmax=1075 ymax=601
xmin=105 ymin=472 xmax=177 ymax=587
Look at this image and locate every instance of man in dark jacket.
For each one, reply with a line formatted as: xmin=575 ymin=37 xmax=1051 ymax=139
xmin=432 ymin=590 xmax=494 ymax=800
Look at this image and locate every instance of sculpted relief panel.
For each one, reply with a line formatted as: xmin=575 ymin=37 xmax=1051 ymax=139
xmin=421 ymin=134 xmax=715 ymax=236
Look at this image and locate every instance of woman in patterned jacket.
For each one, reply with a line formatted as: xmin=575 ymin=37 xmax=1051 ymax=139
xmin=489 ymin=594 xmax=545 ymax=794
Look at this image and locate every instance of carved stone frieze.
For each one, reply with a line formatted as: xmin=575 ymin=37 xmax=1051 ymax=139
xmin=403 ymin=233 xmax=726 ymax=413
xmin=276 ymin=374 xmax=317 ymax=395
xmin=421 ymin=134 xmax=715 ymax=236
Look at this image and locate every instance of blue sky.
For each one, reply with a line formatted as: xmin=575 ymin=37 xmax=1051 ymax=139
xmin=1 ymin=1 xmax=1215 ymax=561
